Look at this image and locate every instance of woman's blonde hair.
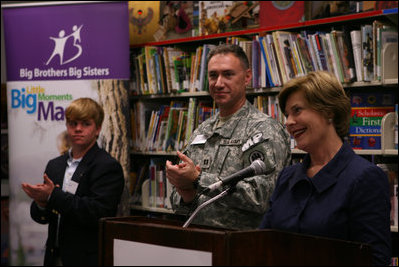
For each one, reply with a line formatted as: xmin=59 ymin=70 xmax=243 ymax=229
xmin=278 ymin=71 xmax=351 ymax=140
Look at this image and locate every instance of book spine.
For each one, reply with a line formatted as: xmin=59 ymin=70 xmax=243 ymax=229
xmin=252 ymin=38 xmax=260 ymax=88
xmin=259 ymin=36 xmax=275 ymax=87
xmin=329 ymin=32 xmax=345 ymax=83
xmin=361 ymin=24 xmax=374 ymax=81
xmin=350 ymin=30 xmax=363 ymax=82
xmin=314 ymin=33 xmax=328 ymax=71
xmin=272 ymin=32 xmax=288 ymax=84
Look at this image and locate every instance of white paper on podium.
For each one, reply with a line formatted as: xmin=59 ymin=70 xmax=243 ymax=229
xmin=113 ymin=239 xmax=212 ymax=266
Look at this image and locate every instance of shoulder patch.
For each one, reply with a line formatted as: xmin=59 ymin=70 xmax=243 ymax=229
xmin=242 ymin=133 xmax=265 ymax=152
xmin=248 ymin=150 xmax=265 ymax=163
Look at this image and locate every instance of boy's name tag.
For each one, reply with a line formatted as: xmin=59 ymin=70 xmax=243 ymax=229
xmin=65 ymin=180 xmax=78 ymax=195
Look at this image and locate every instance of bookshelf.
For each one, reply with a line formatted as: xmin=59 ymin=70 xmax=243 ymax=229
xmin=128 ymin=7 xmax=398 ymax=238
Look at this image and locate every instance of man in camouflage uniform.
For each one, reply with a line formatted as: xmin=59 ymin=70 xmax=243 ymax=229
xmin=166 ymin=44 xmax=291 ymax=230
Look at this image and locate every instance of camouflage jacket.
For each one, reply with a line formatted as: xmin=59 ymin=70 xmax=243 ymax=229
xmin=171 ymin=100 xmax=291 ymax=230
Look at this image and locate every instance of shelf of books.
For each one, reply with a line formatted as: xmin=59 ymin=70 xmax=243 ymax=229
xmin=129 ymin=7 xmax=398 ymax=218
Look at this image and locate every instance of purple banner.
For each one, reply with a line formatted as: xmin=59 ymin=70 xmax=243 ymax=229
xmin=3 ymin=2 xmax=130 ymax=81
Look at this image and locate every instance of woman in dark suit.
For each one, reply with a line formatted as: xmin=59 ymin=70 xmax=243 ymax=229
xmin=22 ymin=98 xmax=124 ymax=266
xmin=259 ymin=71 xmax=391 ymax=266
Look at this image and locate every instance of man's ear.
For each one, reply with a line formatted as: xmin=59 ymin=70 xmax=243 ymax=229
xmin=245 ymin=68 xmax=252 ymax=86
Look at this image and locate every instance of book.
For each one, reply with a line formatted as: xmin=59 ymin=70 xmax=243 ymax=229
xmin=289 ymin=33 xmax=305 ymax=77
xmin=272 ymin=31 xmax=288 ymax=84
xmin=259 ymin=36 xmax=275 ymax=88
xmin=144 ymin=46 xmax=158 ymax=94
xmin=156 ymin=169 xmax=165 ymax=208
xmin=265 ymin=34 xmax=283 ymax=86
xmin=183 ymin=53 xmax=193 ymax=92
xmin=130 ymin=52 xmax=141 ymax=95
xmin=148 ymin=161 xmax=157 ymax=207
xmin=153 ymin=105 xmax=170 ymax=151
xmin=199 ymin=1 xmax=233 ymax=35
xmin=322 ymin=33 xmax=336 ymax=76
xmin=311 ymin=32 xmax=329 ymax=71
xmin=176 ymin=109 xmax=188 ymax=151
xmin=153 ymin=51 xmax=164 ymax=94
xmin=137 ymin=53 xmax=149 ymax=94
xmin=184 ymin=97 xmax=198 ymax=146
xmin=252 ymin=37 xmax=261 ymax=88
xmin=350 ymin=30 xmax=363 ymax=82
xmin=198 ymin=44 xmax=216 ymax=92
xmin=165 ymin=47 xmax=184 ymax=92
xmin=273 ymin=31 xmax=297 ymax=81
xmin=190 ymin=46 xmax=203 ymax=92
xmin=258 ymin=36 xmax=266 ymax=88
xmin=349 ymin=92 xmax=395 ymax=149
xmin=372 ymin=20 xmax=384 ymax=81
xmin=326 ymin=32 xmax=344 ymax=82
xmin=173 ymin=55 xmax=186 ymax=92
xmin=145 ymin=110 xmax=158 ymax=151
xmin=305 ymin=31 xmax=320 ymax=72
xmin=148 ymin=158 xmax=166 ymax=208
xmin=239 ymin=40 xmax=253 ymax=87
xmin=341 ymin=26 xmax=357 ymax=83
xmin=156 ymin=1 xmax=197 ymax=41
xmin=335 ymin=29 xmax=356 ymax=83
xmin=296 ymin=33 xmax=315 ymax=74
xmin=199 ymin=1 xmax=259 ymax=36
xmin=361 ymin=24 xmax=373 ymax=81
xmin=163 ymin=105 xmax=187 ymax=152
xmin=158 ymin=47 xmax=168 ymax=94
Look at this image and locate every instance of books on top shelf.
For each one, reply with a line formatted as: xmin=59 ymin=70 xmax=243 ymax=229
xmin=130 ymin=19 xmax=398 ymax=95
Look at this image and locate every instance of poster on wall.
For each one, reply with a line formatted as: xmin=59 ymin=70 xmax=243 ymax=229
xmin=2 ymin=2 xmax=130 ymax=265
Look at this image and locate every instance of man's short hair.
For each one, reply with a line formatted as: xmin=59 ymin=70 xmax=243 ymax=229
xmin=207 ymin=44 xmax=250 ymax=70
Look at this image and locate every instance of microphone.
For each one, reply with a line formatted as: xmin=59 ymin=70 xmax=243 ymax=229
xmin=204 ymin=159 xmax=271 ymax=193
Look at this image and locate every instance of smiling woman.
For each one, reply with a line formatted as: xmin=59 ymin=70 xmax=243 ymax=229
xmin=260 ymin=71 xmax=392 ymax=266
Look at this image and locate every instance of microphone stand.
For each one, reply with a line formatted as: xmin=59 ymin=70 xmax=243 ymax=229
xmin=182 ymin=186 xmax=234 ymax=228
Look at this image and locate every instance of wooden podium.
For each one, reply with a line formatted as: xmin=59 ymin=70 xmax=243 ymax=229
xmin=99 ymin=216 xmax=372 ymax=266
